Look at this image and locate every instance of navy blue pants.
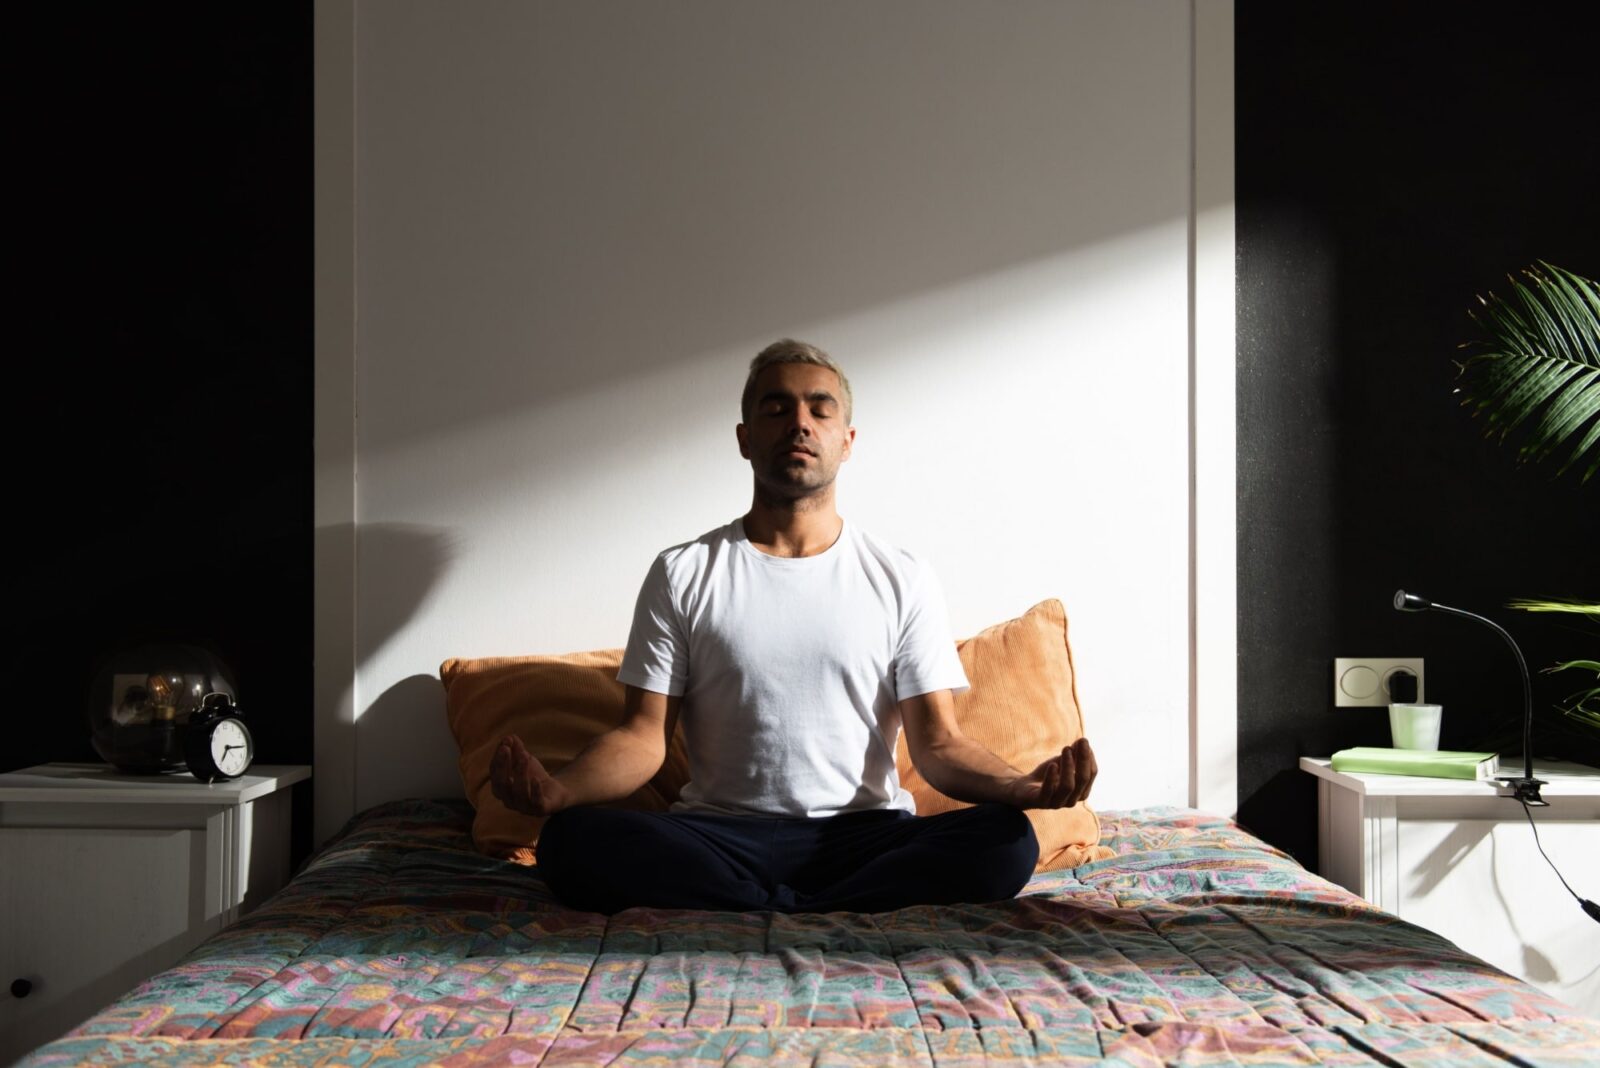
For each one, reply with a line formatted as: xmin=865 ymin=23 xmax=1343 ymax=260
xmin=535 ymin=802 xmax=1039 ymax=914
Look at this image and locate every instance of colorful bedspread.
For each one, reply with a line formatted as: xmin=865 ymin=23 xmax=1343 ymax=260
xmin=22 ymin=802 xmax=1600 ymax=1066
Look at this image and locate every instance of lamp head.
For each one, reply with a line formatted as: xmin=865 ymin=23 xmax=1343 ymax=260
xmin=1393 ymin=589 xmax=1433 ymax=612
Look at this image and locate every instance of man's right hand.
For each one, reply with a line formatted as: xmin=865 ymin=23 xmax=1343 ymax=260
xmin=1011 ymin=737 xmax=1098 ymax=810
xmin=489 ymin=735 xmax=569 ymax=817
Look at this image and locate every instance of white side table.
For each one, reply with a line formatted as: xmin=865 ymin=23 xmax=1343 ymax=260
xmin=1300 ymin=756 xmax=1600 ymax=1012
xmin=0 ymin=762 xmax=311 ymax=1063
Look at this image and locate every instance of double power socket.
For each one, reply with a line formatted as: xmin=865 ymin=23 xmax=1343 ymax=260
xmin=1334 ymin=657 xmax=1425 ymax=707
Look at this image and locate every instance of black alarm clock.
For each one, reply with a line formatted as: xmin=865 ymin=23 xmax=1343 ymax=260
xmin=184 ymin=692 xmax=255 ymax=782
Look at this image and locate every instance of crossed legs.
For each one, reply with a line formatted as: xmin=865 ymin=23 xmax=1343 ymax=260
xmin=534 ymin=803 xmax=1039 ymax=914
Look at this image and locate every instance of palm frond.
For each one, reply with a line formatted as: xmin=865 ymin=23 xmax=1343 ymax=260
xmin=1457 ymin=261 xmax=1600 ymax=482
xmin=1507 ymin=598 xmax=1600 ymax=621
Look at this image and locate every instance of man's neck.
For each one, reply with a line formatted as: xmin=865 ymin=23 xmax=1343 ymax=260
xmin=742 ymin=495 xmax=843 ymax=558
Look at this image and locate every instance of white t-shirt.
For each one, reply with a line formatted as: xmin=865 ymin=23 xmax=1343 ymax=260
xmin=617 ymin=517 xmax=969 ymax=817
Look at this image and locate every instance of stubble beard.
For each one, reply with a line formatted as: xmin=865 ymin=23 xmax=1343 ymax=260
xmin=752 ymin=455 xmax=838 ymax=511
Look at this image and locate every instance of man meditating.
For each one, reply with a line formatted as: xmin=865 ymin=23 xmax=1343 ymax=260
xmin=491 ymin=339 xmax=1097 ymax=913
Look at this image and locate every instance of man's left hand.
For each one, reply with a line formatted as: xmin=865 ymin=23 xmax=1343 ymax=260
xmin=1012 ymin=737 xmax=1097 ymax=809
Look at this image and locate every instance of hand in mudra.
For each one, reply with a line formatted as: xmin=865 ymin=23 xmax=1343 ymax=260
xmin=1014 ymin=737 xmax=1097 ymax=809
xmin=489 ymin=735 xmax=568 ymax=817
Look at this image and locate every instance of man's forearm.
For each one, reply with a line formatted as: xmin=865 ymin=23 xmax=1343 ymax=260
xmin=550 ymin=726 xmax=665 ymax=809
xmin=914 ymin=735 xmax=1025 ymax=807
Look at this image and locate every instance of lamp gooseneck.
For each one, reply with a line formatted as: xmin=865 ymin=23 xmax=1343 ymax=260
xmin=1391 ymin=589 xmax=1545 ymax=806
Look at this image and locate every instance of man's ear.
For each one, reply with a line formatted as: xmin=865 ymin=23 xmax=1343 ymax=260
xmin=842 ymin=426 xmax=856 ymax=461
xmin=735 ymin=423 xmax=750 ymax=459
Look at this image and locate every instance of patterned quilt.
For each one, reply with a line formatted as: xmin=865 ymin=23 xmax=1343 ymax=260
xmin=21 ymin=801 xmax=1600 ymax=1066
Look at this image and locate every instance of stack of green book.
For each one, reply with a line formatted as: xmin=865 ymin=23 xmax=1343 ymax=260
xmin=1330 ymin=747 xmax=1500 ymax=780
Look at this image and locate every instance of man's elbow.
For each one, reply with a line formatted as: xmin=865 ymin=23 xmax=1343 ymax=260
xmin=606 ymin=720 xmax=665 ymax=770
xmin=907 ymin=735 xmax=959 ymax=792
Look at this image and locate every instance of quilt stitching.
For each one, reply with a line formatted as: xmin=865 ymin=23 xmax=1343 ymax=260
xmin=867 ymin=910 xmax=938 ymax=1068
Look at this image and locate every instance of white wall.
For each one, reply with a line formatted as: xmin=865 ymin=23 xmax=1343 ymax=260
xmin=318 ymin=0 xmax=1223 ymax=844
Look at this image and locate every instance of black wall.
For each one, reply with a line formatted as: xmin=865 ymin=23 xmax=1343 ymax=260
xmin=11 ymin=8 xmax=312 ymax=854
xmin=1237 ymin=2 xmax=1599 ymax=865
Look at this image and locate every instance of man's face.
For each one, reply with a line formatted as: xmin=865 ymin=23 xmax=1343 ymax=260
xmin=736 ymin=363 xmax=855 ymax=500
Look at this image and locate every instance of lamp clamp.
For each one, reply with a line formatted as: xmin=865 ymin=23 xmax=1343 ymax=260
xmin=1498 ymin=775 xmax=1549 ymax=807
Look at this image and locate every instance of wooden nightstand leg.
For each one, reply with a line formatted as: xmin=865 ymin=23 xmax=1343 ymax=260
xmin=204 ymin=808 xmax=234 ymax=921
xmin=1361 ymin=796 xmax=1399 ymax=912
xmin=1316 ymin=778 xmax=1333 ymax=880
xmin=1317 ymin=781 xmax=1400 ymax=913
xmin=1319 ymin=779 xmax=1365 ymax=895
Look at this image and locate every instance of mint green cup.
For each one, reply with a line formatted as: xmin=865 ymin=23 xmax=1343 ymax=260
xmin=1389 ymin=703 xmax=1442 ymax=750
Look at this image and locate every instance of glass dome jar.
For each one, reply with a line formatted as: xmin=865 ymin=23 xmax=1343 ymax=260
xmin=87 ymin=644 xmax=237 ymax=774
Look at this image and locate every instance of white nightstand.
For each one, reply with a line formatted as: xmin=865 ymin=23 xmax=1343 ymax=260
xmin=0 ymin=762 xmax=311 ymax=1062
xmin=1300 ymin=756 xmax=1599 ymax=1012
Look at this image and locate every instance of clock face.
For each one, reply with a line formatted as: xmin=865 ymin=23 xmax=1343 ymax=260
xmin=211 ymin=719 xmax=252 ymax=777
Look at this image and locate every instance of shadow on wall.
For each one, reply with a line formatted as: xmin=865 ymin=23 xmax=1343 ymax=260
xmin=360 ymin=673 xmax=463 ymax=803
xmin=351 ymin=1 xmax=1200 ymax=457
xmin=317 ymin=521 xmax=459 ymax=798
xmin=349 ymin=522 xmax=459 ymax=668
xmin=316 ymin=520 xmax=457 ymax=667
xmin=1235 ymin=767 xmax=1318 ymax=869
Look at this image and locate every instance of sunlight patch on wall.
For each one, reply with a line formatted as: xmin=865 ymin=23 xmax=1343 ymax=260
xmin=352 ymin=218 xmax=1190 ymax=810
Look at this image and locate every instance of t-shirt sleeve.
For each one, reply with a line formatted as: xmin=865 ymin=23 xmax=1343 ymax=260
xmin=892 ymin=557 xmax=969 ymax=700
xmin=617 ymin=554 xmax=690 ymax=696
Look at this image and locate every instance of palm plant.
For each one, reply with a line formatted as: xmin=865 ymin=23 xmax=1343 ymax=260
xmin=1508 ymin=599 xmax=1600 ymax=744
xmin=1455 ymin=261 xmax=1600 ymax=482
xmin=1456 ymin=266 xmax=1599 ymax=762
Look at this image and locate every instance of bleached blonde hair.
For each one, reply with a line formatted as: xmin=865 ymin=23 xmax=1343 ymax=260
xmin=740 ymin=339 xmax=853 ymax=425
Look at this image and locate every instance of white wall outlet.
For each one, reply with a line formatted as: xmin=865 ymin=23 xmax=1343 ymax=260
xmin=1334 ymin=657 xmax=1425 ymax=707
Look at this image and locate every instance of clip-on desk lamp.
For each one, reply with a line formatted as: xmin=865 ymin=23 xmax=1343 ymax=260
xmin=1393 ymin=589 xmax=1599 ymax=924
xmin=1392 ymin=589 xmax=1545 ymax=805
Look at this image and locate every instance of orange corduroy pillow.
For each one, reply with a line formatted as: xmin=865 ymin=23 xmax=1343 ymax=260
xmin=440 ymin=649 xmax=690 ymax=864
xmin=895 ymin=599 xmax=1114 ymax=871
xmin=443 ymin=599 xmax=1111 ymax=872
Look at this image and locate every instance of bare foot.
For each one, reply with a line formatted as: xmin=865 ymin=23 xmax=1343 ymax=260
xmin=489 ymin=735 xmax=564 ymax=816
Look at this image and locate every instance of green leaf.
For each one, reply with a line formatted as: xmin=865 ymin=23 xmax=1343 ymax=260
xmin=1516 ymin=273 xmax=1577 ymax=365
xmin=1569 ymin=414 xmax=1600 ymax=482
xmin=1456 ymin=262 xmax=1600 ymax=482
xmin=1504 ymin=364 xmax=1581 ymax=442
xmin=1531 ymin=372 xmax=1600 ymax=448
xmin=1538 ymin=261 xmax=1600 ymax=365
xmin=1507 ymin=598 xmax=1600 ymax=619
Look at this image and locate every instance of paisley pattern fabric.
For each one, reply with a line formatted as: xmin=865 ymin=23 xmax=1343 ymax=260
xmin=22 ymin=801 xmax=1600 ymax=1066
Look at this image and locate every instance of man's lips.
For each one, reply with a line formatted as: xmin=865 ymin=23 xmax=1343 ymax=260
xmin=782 ymin=445 xmax=815 ymax=457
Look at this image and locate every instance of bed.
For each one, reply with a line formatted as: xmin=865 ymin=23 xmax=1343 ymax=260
xmin=24 ymin=600 xmax=1600 ymax=1065
xmin=19 ymin=798 xmax=1600 ymax=1066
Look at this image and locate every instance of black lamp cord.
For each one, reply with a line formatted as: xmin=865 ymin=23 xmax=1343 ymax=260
xmin=1517 ymin=796 xmax=1600 ymax=925
xmin=1393 ymin=592 xmax=1598 ymax=925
